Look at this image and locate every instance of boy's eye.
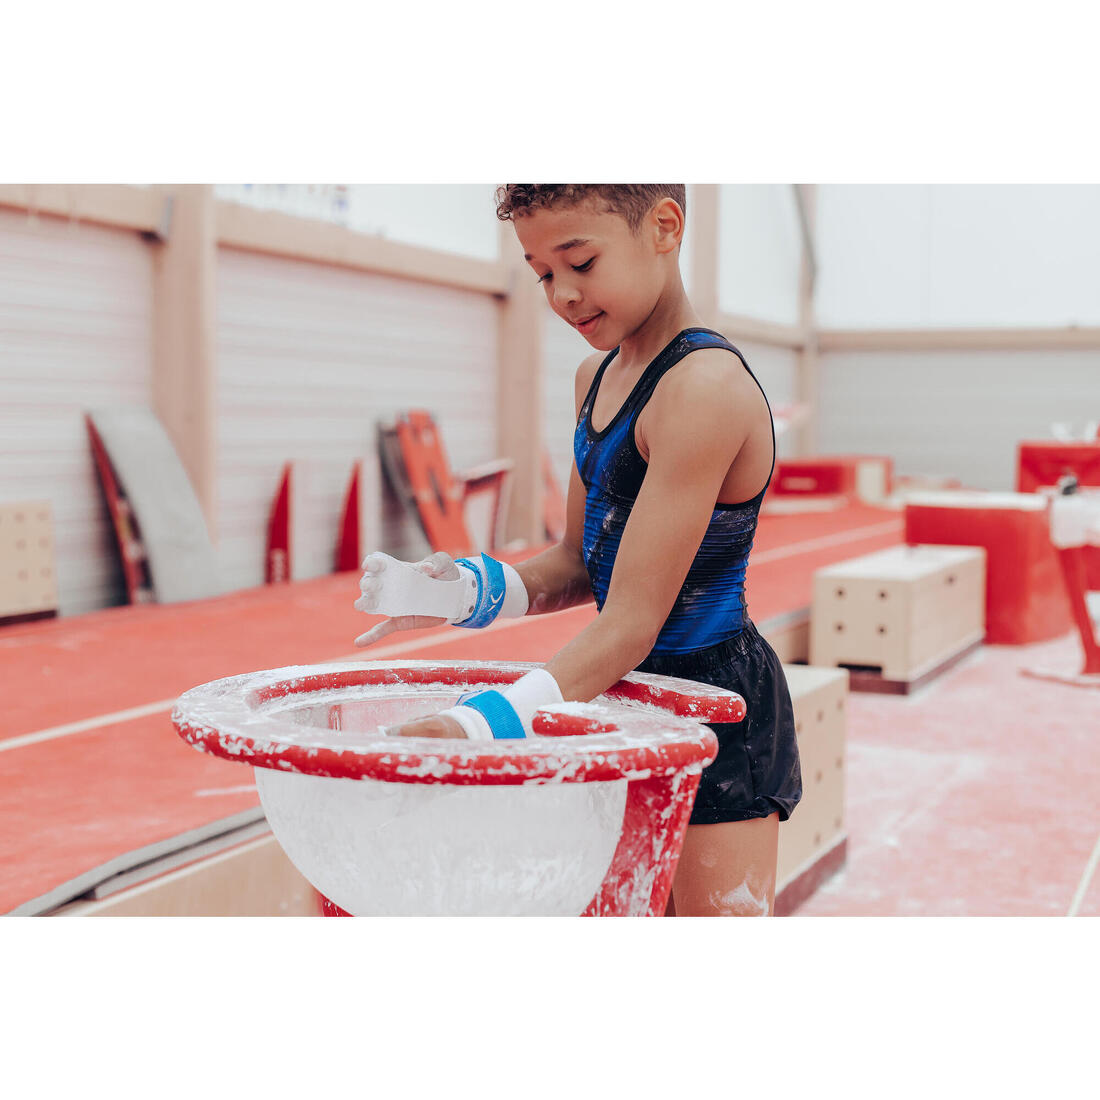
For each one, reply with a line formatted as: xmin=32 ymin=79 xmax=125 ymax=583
xmin=536 ymin=258 xmax=594 ymax=284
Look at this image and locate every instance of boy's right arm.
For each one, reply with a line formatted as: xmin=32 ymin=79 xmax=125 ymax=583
xmin=354 ymin=354 xmax=600 ymax=647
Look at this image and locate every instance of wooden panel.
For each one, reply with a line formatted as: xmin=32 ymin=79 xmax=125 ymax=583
xmin=0 ymin=501 xmax=58 ymax=619
xmin=151 ymin=185 xmax=218 ymax=534
xmin=496 ymin=221 xmax=544 ymax=545
xmin=217 ymin=202 xmax=509 ymax=296
xmin=0 ymin=207 xmax=154 ymax=614
xmin=0 ymin=185 xmax=162 ymax=234
xmin=55 ymin=834 xmax=320 ymax=917
xmin=541 ymin=297 xmax=591 ymax=495
xmin=820 ymin=327 xmax=1100 ymax=352
xmin=777 ymin=665 xmax=849 ymax=889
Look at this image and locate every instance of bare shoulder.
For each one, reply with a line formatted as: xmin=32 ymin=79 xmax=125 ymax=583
xmin=573 ymin=351 xmax=605 ymax=417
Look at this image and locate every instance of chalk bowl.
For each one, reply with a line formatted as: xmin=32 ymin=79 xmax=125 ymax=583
xmin=172 ymin=661 xmax=741 ymax=916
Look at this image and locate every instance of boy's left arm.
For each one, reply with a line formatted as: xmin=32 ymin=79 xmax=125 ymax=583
xmin=398 ymin=354 xmax=750 ymax=739
xmin=542 ymin=353 xmax=748 ymax=701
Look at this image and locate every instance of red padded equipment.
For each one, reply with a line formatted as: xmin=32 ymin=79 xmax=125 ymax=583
xmin=904 ymin=493 xmax=1072 ymax=645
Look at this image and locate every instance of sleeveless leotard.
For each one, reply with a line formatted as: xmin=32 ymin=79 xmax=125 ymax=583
xmin=573 ymin=327 xmax=776 ymax=656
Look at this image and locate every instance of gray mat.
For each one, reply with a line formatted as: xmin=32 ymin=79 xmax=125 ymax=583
xmin=89 ymin=407 xmax=223 ymax=602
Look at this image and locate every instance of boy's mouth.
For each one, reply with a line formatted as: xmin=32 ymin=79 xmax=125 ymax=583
xmin=574 ymin=312 xmax=603 ymax=333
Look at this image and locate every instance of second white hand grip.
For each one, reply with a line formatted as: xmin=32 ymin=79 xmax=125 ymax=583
xmin=366 ymin=553 xmax=473 ymax=621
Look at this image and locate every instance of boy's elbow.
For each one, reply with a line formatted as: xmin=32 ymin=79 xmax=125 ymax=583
xmin=601 ymin=608 xmax=662 ymax=665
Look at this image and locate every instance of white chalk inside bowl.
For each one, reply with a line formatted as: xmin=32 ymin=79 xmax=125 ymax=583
xmin=172 ymin=660 xmax=738 ymax=916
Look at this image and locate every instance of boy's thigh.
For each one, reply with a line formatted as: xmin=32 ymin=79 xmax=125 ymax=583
xmin=667 ymin=814 xmax=779 ymax=917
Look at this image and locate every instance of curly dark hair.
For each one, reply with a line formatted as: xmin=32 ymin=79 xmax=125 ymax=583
xmin=494 ymin=184 xmax=687 ymax=232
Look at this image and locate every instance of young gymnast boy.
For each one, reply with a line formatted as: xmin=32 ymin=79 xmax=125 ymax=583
xmin=354 ymin=184 xmax=801 ymax=916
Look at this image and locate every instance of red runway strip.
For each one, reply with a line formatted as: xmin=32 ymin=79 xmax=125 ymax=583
xmin=1 ymin=574 xmax=376 ymax=743
xmin=3 ymin=504 xmax=903 ymax=914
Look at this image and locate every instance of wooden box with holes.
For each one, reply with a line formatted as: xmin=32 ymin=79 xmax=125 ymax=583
xmin=775 ymin=664 xmax=849 ymax=914
xmin=809 ymin=544 xmax=986 ymax=693
xmin=0 ymin=500 xmax=58 ymax=626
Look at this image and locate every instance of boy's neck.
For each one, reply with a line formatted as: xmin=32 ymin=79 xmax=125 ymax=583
xmin=614 ymin=283 xmax=704 ymax=372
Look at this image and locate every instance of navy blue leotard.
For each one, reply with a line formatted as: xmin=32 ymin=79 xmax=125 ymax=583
xmin=575 ymin=327 xmax=773 ymax=654
xmin=574 ymin=326 xmax=802 ymax=824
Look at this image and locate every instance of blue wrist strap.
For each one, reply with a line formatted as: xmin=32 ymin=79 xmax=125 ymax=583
xmin=454 ymin=553 xmax=507 ymax=630
xmin=457 ymin=689 xmax=527 ymax=740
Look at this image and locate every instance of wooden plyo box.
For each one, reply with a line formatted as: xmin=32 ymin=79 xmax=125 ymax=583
xmin=52 ymin=834 xmax=321 ymax=918
xmin=776 ymin=664 xmax=849 ymax=914
xmin=809 ymin=544 xmax=986 ymax=692
xmin=0 ymin=500 xmax=58 ymax=625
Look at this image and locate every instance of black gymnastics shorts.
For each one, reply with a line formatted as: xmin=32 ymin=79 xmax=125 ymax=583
xmin=637 ymin=620 xmax=802 ymax=825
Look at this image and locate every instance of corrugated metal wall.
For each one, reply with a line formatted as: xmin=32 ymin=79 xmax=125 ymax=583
xmin=215 ymin=248 xmax=501 ymax=591
xmin=816 ymin=349 xmax=1100 ymax=489
xmin=0 ymin=209 xmax=153 ymax=615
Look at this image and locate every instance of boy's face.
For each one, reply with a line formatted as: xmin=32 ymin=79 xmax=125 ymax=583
xmin=514 ymin=199 xmax=674 ymax=351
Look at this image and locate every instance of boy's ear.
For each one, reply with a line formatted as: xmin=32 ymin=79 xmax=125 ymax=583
xmin=651 ymin=198 xmax=685 ymax=254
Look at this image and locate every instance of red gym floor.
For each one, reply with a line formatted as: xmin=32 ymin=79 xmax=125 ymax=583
xmin=4 ymin=500 xmax=1096 ymax=916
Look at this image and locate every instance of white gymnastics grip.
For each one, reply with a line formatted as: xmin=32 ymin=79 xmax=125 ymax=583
xmin=360 ymin=552 xmax=474 ymax=621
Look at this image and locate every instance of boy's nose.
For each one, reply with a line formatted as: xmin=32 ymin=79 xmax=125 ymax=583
xmin=553 ymin=281 xmax=580 ymax=308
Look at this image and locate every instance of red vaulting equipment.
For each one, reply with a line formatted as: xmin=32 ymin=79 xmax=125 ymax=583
xmin=773 ymin=456 xmax=894 ymax=505
xmin=172 ymin=660 xmax=743 ymax=917
xmin=265 ymin=464 xmax=292 ymax=584
xmin=1022 ymin=492 xmax=1100 ymax=685
xmin=1016 ymin=440 xmax=1100 ymax=590
xmin=1016 ymin=441 xmax=1100 ymax=494
xmin=335 ymin=461 xmax=362 ymax=573
xmin=904 ymin=492 xmax=1072 ymax=645
xmin=386 ymin=410 xmax=514 ymax=557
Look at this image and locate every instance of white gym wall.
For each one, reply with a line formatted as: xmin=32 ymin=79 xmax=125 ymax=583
xmin=817 ymin=185 xmax=1100 ymax=328
xmin=815 ymin=185 xmax=1100 ymax=488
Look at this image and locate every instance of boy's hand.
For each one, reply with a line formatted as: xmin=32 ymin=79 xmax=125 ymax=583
xmin=385 ymin=713 xmax=469 ymax=739
xmin=354 ymin=551 xmax=463 ymax=648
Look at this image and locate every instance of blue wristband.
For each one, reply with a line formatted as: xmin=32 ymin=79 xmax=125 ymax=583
xmin=457 ymin=689 xmax=527 ymax=740
xmin=454 ymin=553 xmax=507 ymax=629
